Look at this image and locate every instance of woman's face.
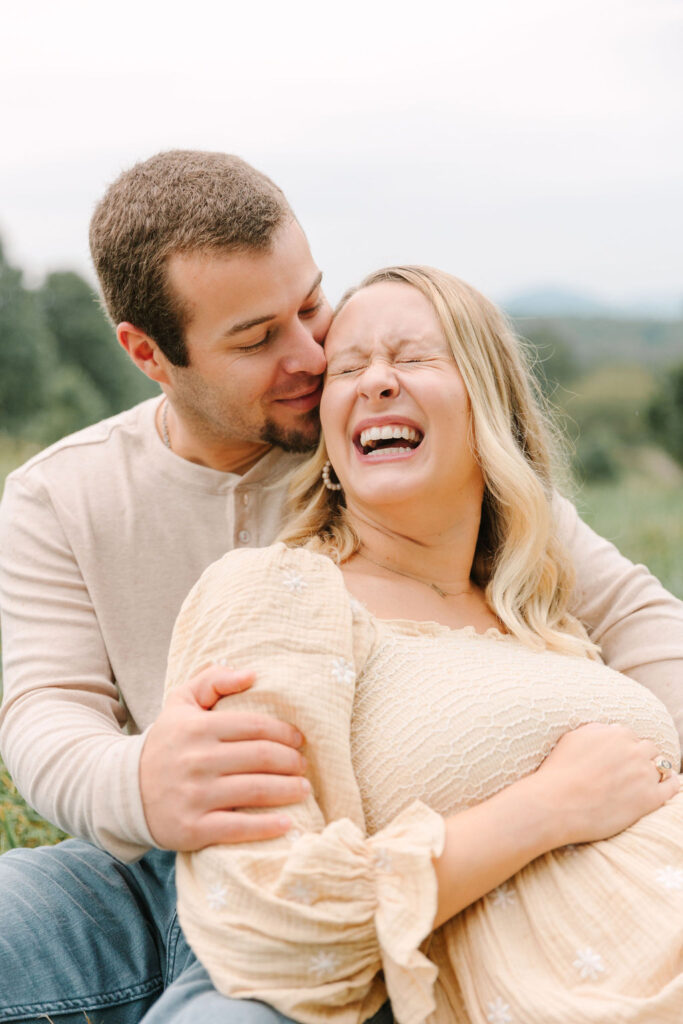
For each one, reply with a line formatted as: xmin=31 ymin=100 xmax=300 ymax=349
xmin=320 ymin=281 xmax=484 ymax=516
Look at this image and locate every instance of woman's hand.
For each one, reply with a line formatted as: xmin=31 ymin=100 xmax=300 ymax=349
xmin=433 ymin=723 xmax=679 ymax=928
xmin=530 ymin=722 xmax=680 ymax=848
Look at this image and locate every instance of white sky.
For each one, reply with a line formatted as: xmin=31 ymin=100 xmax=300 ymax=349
xmin=2 ymin=0 xmax=682 ymax=309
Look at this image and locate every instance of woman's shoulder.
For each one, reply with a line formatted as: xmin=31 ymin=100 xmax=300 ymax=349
xmin=192 ymin=544 xmax=377 ymax=662
xmin=195 ymin=542 xmax=346 ymax=599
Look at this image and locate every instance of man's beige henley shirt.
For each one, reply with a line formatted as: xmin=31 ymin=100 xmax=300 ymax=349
xmin=1 ymin=396 xmax=682 ymax=861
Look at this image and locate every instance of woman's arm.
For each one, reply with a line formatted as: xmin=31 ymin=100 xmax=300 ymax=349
xmin=166 ymin=544 xmax=444 ymax=1024
xmin=433 ymin=721 xmax=680 ymax=928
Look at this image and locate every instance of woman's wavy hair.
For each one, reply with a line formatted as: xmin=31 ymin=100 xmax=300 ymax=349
xmin=280 ymin=266 xmax=598 ymax=659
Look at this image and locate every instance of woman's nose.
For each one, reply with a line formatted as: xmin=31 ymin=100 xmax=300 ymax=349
xmin=358 ymin=360 xmax=400 ymax=400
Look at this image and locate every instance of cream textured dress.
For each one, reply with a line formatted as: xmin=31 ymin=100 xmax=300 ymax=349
xmin=165 ymin=544 xmax=683 ymax=1024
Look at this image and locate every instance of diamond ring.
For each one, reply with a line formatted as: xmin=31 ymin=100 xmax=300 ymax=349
xmin=654 ymin=756 xmax=674 ymax=781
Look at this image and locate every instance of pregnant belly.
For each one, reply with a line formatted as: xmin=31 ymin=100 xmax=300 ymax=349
xmin=350 ymin=628 xmax=680 ymax=834
xmin=436 ymin=787 xmax=683 ymax=1022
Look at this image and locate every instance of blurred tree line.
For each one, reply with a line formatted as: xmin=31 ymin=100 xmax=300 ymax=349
xmin=1 ymin=237 xmax=681 ymax=483
xmin=519 ymin=320 xmax=683 ymax=483
xmin=0 ymin=240 xmax=156 ymax=445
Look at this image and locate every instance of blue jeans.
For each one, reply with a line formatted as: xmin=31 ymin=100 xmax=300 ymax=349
xmin=0 ymin=840 xmax=394 ymax=1024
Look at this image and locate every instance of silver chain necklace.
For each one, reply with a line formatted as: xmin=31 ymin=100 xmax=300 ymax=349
xmin=161 ymin=399 xmax=171 ymax=450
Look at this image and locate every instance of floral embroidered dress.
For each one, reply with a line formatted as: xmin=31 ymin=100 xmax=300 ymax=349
xmin=165 ymin=544 xmax=683 ymax=1024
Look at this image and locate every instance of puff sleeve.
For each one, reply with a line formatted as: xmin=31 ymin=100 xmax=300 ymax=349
xmin=165 ymin=544 xmax=445 ymax=1024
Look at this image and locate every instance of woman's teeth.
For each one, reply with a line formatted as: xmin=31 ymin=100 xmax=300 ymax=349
xmin=359 ymin=424 xmax=422 ymax=452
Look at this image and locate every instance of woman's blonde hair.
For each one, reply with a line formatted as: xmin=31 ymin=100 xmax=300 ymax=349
xmin=281 ymin=266 xmax=598 ymax=659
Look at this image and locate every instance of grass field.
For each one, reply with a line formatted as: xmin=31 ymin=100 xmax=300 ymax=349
xmin=0 ymin=762 xmax=67 ymax=852
xmin=579 ymin=476 xmax=683 ymax=600
xmin=0 ymin=437 xmax=682 ymax=849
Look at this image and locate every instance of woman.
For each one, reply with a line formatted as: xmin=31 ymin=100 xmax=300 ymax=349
xmin=163 ymin=267 xmax=682 ymax=1023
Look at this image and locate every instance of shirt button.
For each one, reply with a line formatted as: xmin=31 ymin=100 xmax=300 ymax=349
xmin=242 ymin=493 xmax=250 ymax=506
xmin=238 ymin=530 xmax=251 ymax=544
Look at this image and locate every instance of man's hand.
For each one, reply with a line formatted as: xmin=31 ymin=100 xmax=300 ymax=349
xmin=140 ymin=664 xmax=309 ymax=851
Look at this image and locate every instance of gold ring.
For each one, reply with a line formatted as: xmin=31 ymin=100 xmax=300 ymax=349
xmin=654 ymin=756 xmax=674 ymax=781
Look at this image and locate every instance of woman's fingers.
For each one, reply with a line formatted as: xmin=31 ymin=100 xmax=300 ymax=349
xmin=534 ymin=723 xmax=682 ymax=847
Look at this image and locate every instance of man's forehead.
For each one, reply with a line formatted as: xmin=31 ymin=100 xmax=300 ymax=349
xmin=165 ymin=246 xmax=272 ymax=295
xmin=165 ymin=236 xmax=322 ymax=333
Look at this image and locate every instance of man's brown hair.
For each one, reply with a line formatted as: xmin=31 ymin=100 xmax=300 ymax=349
xmin=89 ymin=150 xmax=292 ymax=366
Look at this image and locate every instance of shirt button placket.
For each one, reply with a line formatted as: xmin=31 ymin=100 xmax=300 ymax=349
xmin=236 ymin=490 xmax=252 ymax=546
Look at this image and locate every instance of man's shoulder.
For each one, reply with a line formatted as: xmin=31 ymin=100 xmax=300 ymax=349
xmin=6 ymin=399 xmax=160 ymax=493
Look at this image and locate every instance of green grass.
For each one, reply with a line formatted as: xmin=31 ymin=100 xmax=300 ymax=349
xmin=0 ymin=760 xmax=67 ymax=852
xmin=578 ymin=475 xmax=683 ymax=599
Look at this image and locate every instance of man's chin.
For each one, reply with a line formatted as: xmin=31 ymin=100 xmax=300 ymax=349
xmin=260 ymin=417 xmax=321 ymax=454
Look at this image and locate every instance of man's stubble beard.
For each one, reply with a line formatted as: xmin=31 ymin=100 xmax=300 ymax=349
xmin=169 ymin=372 xmax=321 ymax=454
xmin=260 ymin=411 xmax=321 ymax=454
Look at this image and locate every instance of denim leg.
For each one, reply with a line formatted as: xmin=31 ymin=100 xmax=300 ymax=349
xmin=140 ymin=960 xmax=292 ymax=1024
xmin=0 ymin=839 xmax=186 ymax=1024
xmin=141 ymin=959 xmax=395 ymax=1024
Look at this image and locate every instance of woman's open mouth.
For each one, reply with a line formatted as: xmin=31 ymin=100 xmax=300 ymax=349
xmin=354 ymin=423 xmax=424 ymax=459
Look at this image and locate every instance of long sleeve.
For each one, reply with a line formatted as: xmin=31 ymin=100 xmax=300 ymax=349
xmin=166 ymin=545 xmax=445 ymax=1024
xmin=0 ymin=473 xmax=154 ymax=859
xmin=556 ymin=494 xmax=683 ymax=742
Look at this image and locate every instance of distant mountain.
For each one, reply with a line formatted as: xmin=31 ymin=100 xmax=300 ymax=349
xmin=502 ymin=287 xmax=609 ymax=317
xmin=502 ymin=286 xmax=682 ymax=319
xmin=512 ymin=315 xmax=683 ymax=370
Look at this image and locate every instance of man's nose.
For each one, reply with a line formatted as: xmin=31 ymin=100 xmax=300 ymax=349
xmin=282 ymin=320 xmax=327 ymax=376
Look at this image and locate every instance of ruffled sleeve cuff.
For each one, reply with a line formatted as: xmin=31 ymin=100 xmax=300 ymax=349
xmin=178 ymin=800 xmax=444 ymax=1024
xmin=370 ymin=800 xmax=446 ymax=1024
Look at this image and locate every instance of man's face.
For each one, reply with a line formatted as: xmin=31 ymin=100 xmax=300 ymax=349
xmin=163 ymin=219 xmax=332 ymax=453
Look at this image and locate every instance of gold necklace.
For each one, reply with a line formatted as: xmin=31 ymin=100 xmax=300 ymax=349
xmin=358 ymin=551 xmax=472 ymax=600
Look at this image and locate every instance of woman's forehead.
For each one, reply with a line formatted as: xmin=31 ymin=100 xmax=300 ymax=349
xmin=326 ymin=281 xmax=444 ymax=352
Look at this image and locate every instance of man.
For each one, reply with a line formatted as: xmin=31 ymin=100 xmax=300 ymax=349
xmin=1 ymin=149 xmax=682 ymax=1024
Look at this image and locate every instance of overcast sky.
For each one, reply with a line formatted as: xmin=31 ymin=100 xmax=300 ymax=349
xmin=2 ymin=0 xmax=682 ymax=311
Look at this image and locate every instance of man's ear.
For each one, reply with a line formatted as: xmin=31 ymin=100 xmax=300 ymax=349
xmin=117 ymin=323 xmax=171 ymax=385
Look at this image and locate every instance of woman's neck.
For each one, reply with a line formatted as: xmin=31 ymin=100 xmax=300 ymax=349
xmin=343 ymin=501 xmax=481 ymax=595
xmin=339 ymin=502 xmax=501 ymax=634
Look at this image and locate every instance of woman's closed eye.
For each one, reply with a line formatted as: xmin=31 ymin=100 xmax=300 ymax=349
xmin=328 ymin=363 xmax=367 ymax=376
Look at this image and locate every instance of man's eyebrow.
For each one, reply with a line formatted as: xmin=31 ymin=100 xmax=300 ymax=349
xmin=226 ymin=313 xmax=274 ymax=336
xmin=304 ymin=271 xmax=323 ymax=300
xmin=226 ymin=272 xmax=324 ymax=336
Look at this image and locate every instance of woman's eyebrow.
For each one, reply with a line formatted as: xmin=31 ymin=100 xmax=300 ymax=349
xmin=326 ymin=343 xmax=367 ymax=363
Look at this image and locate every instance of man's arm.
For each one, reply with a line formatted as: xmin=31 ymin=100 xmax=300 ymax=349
xmin=557 ymin=494 xmax=683 ymax=741
xmin=0 ymin=473 xmax=306 ymax=860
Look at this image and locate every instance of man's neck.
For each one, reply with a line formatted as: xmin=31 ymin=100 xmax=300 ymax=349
xmin=156 ymin=399 xmax=272 ymax=475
